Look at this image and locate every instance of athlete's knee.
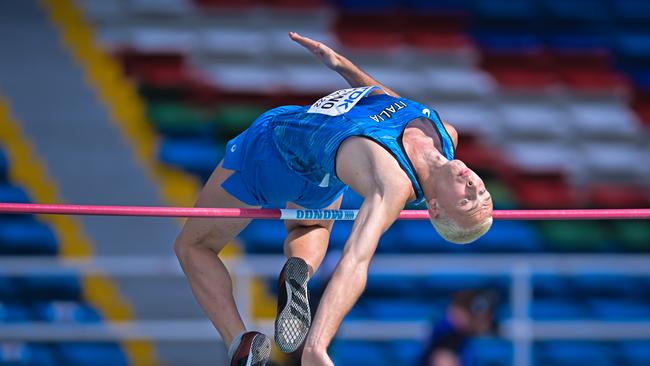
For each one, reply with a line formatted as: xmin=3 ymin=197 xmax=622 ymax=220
xmin=174 ymin=229 xmax=217 ymax=261
xmin=285 ymin=219 xmax=333 ymax=233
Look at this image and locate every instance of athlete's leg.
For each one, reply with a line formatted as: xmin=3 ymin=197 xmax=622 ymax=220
xmin=283 ymin=195 xmax=343 ymax=274
xmin=275 ymin=196 xmax=343 ymax=353
xmin=174 ymin=161 xmax=257 ymax=346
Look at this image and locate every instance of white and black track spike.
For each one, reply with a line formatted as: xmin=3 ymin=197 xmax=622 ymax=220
xmin=275 ymin=257 xmax=311 ymax=353
xmin=230 ymin=331 xmax=271 ymax=366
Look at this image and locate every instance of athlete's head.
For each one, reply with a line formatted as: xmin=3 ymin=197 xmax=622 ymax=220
xmin=426 ymin=159 xmax=493 ymax=244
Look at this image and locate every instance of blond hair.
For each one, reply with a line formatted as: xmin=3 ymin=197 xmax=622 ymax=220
xmin=431 ymin=214 xmax=493 ymax=244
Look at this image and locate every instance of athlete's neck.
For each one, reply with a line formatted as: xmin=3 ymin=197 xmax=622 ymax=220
xmin=402 ymin=119 xmax=448 ymax=199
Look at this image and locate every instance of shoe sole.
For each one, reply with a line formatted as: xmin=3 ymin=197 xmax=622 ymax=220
xmin=275 ymin=257 xmax=311 ymax=353
xmin=249 ymin=334 xmax=271 ymax=366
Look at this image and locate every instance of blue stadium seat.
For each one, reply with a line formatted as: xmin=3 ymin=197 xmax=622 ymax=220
xmin=0 ymin=278 xmax=15 ymax=302
xmin=0 ymin=343 xmax=56 ymax=366
xmin=364 ymin=274 xmax=422 ymax=297
xmin=367 ymin=299 xmax=438 ymax=320
xmin=0 ymin=148 xmax=7 ymax=183
xmin=471 ymin=0 xmax=539 ymax=23
xmin=530 ymin=299 xmax=589 ymax=320
xmin=532 ymin=275 xmax=574 ymax=297
xmin=474 ymin=33 xmax=542 ymax=53
xmin=388 ymin=340 xmax=422 ymax=366
xmin=615 ymin=32 xmax=650 ymax=62
xmin=588 ymin=298 xmax=650 ymax=320
xmin=0 ymin=185 xmax=31 ymax=204
xmin=469 ymin=338 xmax=512 ymax=366
xmin=55 ymin=343 xmax=127 ymax=366
xmin=32 ymin=302 xmax=102 ymax=323
xmin=237 ymin=220 xmax=286 ymax=253
xmin=619 ymin=341 xmax=650 ymax=366
xmin=0 ymin=302 xmax=31 ymax=322
xmin=331 ymin=220 xmax=403 ymax=252
xmin=331 ymin=341 xmax=392 ymax=366
xmin=340 ymin=191 xmax=362 ymax=209
xmin=542 ymin=0 xmax=609 ymax=26
xmin=332 ymin=0 xmax=400 ymax=12
xmin=472 ymin=221 xmax=541 ymax=252
xmin=158 ymin=138 xmax=224 ymax=180
xmin=14 ymin=275 xmax=82 ymax=301
xmin=424 ymin=275 xmax=497 ymax=295
xmin=572 ymin=274 xmax=640 ymax=297
xmin=390 ymin=221 xmax=449 ymax=252
xmin=611 ymin=0 xmax=650 ymax=26
xmin=536 ymin=341 xmax=616 ymax=366
xmin=0 ymin=220 xmax=58 ymax=255
xmin=547 ymin=33 xmax=609 ymax=52
xmin=346 ymin=300 xmax=371 ymax=319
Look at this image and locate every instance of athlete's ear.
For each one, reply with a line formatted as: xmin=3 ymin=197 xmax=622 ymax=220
xmin=427 ymin=198 xmax=440 ymax=218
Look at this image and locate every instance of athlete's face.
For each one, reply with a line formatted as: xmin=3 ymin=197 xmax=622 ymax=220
xmin=433 ymin=160 xmax=493 ymax=227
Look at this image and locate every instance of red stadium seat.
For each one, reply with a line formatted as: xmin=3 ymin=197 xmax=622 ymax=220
xmin=507 ymin=171 xmax=581 ymax=209
xmin=334 ymin=13 xmax=404 ymax=50
xmin=587 ymin=185 xmax=650 ymax=208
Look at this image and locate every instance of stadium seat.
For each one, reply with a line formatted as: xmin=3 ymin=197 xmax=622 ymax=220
xmin=213 ymin=104 xmax=266 ymax=138
xmin=334 ymin=13 xmax=403 ymax=50
xmin=331 ymin=341 xmax=392 ymax=366
xmin=389 ymin=220 xmax=450 ymax=253
xmin=611 ymin=221 xmax=650 ymax=252
xmin=530 ymin=299 xmax=589 ymax=320
xmin=470 ymin=337 xmax=512 ymax=366
xmin=14 ymin=276 xmax=82 ymax=302
xmin=587 ymin=185 xmax=650 ymax=209
xmin=572 ymin=274 xmax=640 ymax=297
xmin=497 ymin=101 xmax=570 ymax=140
xmin=0 ymin=343 xmax=56 ymax=366
xmin=128 ymin=0 xmax=192 ymax=17
xmin=423 ymin=275 xmax=497 ymax=296
xmin=32 ymin=301 xmax=102 ymax=323
xmin=538 ymin=221 xmax=610 ymax=252
xmin=157 ymin=138 xmax=224 ymax=180
xmin=0 ymin=220 xmax=58 ymax=255
xmin=238 ymin=220 xmax=286 ymax=253
xmin=55 ymin=343 xmax=127 ymax=366
xmin=147 ymin=102 xmax=218 ymax=137
xmin=532 ymin=275 xmax=573 ymax=297
xmin=0 ymin=148 xmax=7 ymax=183
xmin=537 ymin=341 xmax=617 ymax=366
xmin=364 ymin=274 xmax=422 ymax=298
xmin=471 ymin=0 xmax=539 ymax=26
xmin=367 ymin=299 xmax=435 ymax=320
xmin=0 ymin=302 xmax=31 ymax=322
xmin=619 ymin=341 xmax=650 ymax=366
xmin=588 ymin=298 xmax=650 ymax=320
xmin=542 ymin=0 xmax=609 ymax=27
xmin=472 ymin=221 xmax=542 ymax=253
xmin=0 ymin=184 xmax=32 ymax=204
xmin=0 ymin=278 xmax=15 ymax=302
xmin=615 ymin=32 xmax=650 ymax=63
xmin=388 ymin=340 xmax=422 ymax=365
xmin=130 ymin=27 xmax=198 ymax=53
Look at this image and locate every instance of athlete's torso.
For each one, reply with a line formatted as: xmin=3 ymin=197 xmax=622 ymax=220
xmin=269 ymin=87 xmax=455 ymax=204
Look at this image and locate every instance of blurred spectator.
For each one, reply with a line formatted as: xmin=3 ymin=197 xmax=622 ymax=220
xmin=421 ymin=289 xmax=499 ymax=366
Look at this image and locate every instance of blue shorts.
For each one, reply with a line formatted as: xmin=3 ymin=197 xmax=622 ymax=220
xmin=221 ymin=106 xmax=347 ymax=209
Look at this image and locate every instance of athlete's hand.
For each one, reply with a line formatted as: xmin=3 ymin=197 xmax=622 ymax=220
xmin=289 ymin=32 xmax=343 ymax=71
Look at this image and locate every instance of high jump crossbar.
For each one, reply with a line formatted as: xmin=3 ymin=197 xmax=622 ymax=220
xmin=0 ymin=203 xmax=649 ymax=220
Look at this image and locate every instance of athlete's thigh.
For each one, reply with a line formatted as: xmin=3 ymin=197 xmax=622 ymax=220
xmin=284 ymin=195 xmax=343 ymax=232
xmin=177 ymin=161 xmax=258 ymax=252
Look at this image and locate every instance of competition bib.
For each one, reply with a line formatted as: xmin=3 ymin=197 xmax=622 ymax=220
xmin=307 ymin=86 xmax=378 ymax=116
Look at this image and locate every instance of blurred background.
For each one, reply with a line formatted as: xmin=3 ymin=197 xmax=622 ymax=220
xmin=0 ymin=0 xmax=649 ymax=365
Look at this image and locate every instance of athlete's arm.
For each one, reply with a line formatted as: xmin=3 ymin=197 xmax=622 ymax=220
xmin=302 ymin=138 xmax=412 ymax=364
xmin=289 ymin=32 xmax=402 ymax=97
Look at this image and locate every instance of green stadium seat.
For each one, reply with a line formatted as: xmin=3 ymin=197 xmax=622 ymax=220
xmin=214 ymin=104 xmax=266 ymax=139
xmin=538 ymin=221 xmax=610 ymax=252
xmin=611 ymin=221 xmax=650 ymax=252
xmin=147 ymin=102 xmax=217 ymax=137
